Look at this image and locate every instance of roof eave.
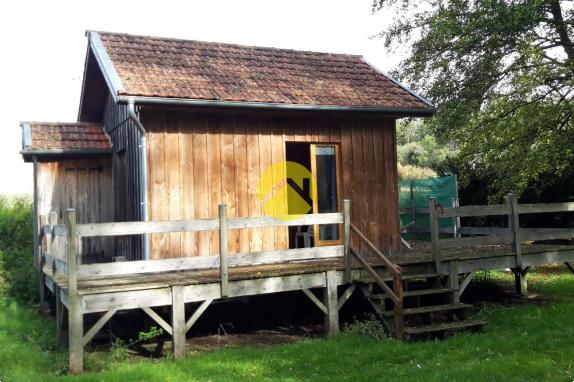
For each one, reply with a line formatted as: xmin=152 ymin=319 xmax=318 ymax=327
xmin=86 ymin=31 xmax=125 ymax=102
xmin=20 ymin=148 xmax=113 ymax=162
xmin=360 ymin=57 xmax=436 ymax=109
xmin=117 ymin=95 xmax=436 ymax=117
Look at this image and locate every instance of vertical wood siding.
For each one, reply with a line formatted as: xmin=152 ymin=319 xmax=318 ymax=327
xmin=141 ymin=108 xmax=399 ymax=259
xmin=35 ymin=157 xmax=114 ymax=263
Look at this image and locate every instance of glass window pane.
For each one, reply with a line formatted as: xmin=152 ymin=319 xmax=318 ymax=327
xmin=315 ymin=145 xmax=339 ymax=241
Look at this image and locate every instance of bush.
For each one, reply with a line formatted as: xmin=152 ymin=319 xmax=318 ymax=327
xmin=398 ymin=163 xmax=437 ymax=180
xmin=0 ymin=195 xmax=38 ymax=304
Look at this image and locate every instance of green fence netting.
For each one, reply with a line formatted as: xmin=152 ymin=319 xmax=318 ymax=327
xmin=399 ymin=175 xmax=458 ymax=240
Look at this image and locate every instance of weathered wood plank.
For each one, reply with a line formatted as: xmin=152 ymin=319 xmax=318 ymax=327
xmin=439 ymin=234 xmax=514 ymax=249
xmin=185 ymin=299 xmax=213 ymax=332
xmin=437 ymin=204 xmax=508 ymax=218
xmin=78 ymin=245 xmax=343 ymax=278
xmin=219 ymin=204 xmax=229 ymax=297
xmin=142 ymin=306 xmax=173 ymax=335
xmin=171 ymin=286 xmax=186 ymax=358
xmin=82 ymin=309 xmax=117 ymax=346
xmin=302 ymin=288 xmax=328 ymax=314
xmin=323 ymin=270 xmax=339 ymax=335
xmin=518 ymin=202 xmax=574 ymax=214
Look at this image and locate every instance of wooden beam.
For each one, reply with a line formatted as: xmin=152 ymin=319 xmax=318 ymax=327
xmin=171 ymin=286 xmax=186 ymax=358
xmin=141 ymin=307 xmax=173 ymax=336
xmin=566 ymin=262 xmax=574 ymax=274
xmin=343 ymin=199 xmax=351 ymax=283
xmin=55 ymin=286 xmax=65 ymax=349
xmin=437 ymin=204 xmax=508 ymax=218
xmin=82 ymin=309 xmax=117 ymax=346
xmin=439 ymin=234 xmax=514 ymax=249
xmin=78 ymin=245 xmax=343 ymax=278
xmin=512 ymin=267 xmax=529 ymax=296
xmin=337 ymin=284 xmax=356 ymax=311
xmin=323 ymin=271 xmax=339 ymax=335
xmin=66 ymin=209 xmax=83 ymax=374
xmin=459 ymin=273 xmax=475 ymax=296
xmin=508 ymin=193 xmax=522 ymax=268
xmin=185 ymin=300 xmax=213 ymax=333
xmin=73 ymin=212 xmax=343 ymax=238
xmin=517 ymin=202 xmax=574 ymax=214
xmin=302 ymin=288 xmax=328 ymax=315
xmin=219 ymin=204 xmax=229 ymax=297
xmin=429 ymin=197 xmax=441 ymax=273
xmin=448 ymin=261 xmax=460 ymax=303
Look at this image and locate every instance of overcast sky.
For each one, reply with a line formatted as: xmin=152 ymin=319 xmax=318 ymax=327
xmin=0 ymin=0 xmax=401 ymax=195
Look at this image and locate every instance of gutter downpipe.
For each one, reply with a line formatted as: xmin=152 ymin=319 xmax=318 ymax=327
xmin=127 ymin=100 xmax=149 ymax=260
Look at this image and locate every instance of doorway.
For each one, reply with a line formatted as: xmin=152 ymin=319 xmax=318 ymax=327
xmin=285 ymin=142 xmax=342 ymax=248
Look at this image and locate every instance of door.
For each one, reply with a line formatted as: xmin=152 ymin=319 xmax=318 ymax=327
xmin=310 ymin=144 xmax=342 ymax=246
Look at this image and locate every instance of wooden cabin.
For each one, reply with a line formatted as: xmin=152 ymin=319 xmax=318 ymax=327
xmin=22 ymin=32 xmax=574 ymax=375
xmin=22 ymin=31 xmax=436 ymax=264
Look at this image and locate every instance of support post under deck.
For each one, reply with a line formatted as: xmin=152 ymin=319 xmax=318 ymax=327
xmin=323 ymin=270 xmax=339 ymax=335
xmin=171 ymin=285 xmax=186 ymax=358
xmin=512 ymin=267 xmax=530 ymax=296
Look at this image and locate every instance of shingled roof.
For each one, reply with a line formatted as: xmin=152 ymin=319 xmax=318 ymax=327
xmin=92 ymin=31 xmax=435 ymax=113
xmin=21 ymin=122 xmax=111 ymax=161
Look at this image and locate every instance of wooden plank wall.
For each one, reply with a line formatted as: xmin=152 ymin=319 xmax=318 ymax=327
xmin=142 ymin=107 xmax=399 ymax=259
xmin=35 ymin=157 xmax=114 ymax=263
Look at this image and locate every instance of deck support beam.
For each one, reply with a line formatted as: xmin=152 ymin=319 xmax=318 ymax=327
xmin=83 ymin=309 xmax=117 ymax=346
xmin=302 ymin=288 xmax=327 ymax=315
xmin=171 ymin=286 xmax=186 ymax=358
xmin=142 ymin=307 xmax=173 ymax=335
xmin=459 ymin=272 xmax=474 ymax=297
xmin=337 ymin=284 xmax=356 ymax=311
xmin=448 ymin=261 xmax=460 ymax=303
xmin=55 ymin=286 xmax=65 ymax=349
xmin=512 ymin=267 xmax=530 ymax=296
xmin=323 ymin=270 xmax=339 ymax=335
xmin=565 ymin=262 xmax=574 ymax=275
xmin=185 ymin=299 xmax=213 ymax=333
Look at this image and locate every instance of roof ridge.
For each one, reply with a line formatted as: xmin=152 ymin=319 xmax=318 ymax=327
xmin=92 ymin=30 xmax=363 ymax=59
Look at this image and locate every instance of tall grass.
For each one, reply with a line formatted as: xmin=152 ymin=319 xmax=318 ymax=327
xmin=0 ymin=194 xmax=38 ymax=303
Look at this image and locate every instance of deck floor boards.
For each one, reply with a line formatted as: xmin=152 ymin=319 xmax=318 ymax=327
xmin=47 ymin=243 xmax=574 ymax=296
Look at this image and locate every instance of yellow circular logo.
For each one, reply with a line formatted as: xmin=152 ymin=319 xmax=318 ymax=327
xmin=258 ymin=161 xmax=315 ymax=220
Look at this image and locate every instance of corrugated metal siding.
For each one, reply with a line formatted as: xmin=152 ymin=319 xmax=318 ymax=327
xmin=102 ymin=95 xmax=143 ymax=260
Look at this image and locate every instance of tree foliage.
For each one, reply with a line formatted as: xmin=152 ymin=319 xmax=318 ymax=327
xmin=374 ymin=0 xmax=574 ymax=193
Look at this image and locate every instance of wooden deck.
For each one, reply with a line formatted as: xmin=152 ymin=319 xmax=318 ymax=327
xmin=38 ymin=197 xmax=574 ymax=373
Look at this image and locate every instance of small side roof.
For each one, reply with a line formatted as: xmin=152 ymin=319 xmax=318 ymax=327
xmin=81 ymin=31 xmax=435 ymax=116
xmin=20 ymin=122 xmax=111 ymax=162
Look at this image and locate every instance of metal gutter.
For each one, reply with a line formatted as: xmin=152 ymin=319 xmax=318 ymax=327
xmin=360 ymin=57 xmax=436 ymax=110
xmin=127 ymin=100 xmax=149 ymax=260
xmin=87 ymin=31 xmax=125 ymax=102
xmin=21 ymin=122 xmax=32 ymax=150
xmin=117 ymin=95 xmax=436 ymax=117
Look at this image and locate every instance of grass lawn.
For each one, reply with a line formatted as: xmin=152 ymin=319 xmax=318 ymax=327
xmin=1 ymin=265 xmax=573 ymax=382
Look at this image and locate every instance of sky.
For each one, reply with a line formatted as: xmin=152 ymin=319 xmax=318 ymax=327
xmin=0 ymin=0 xmax=402 ymax=195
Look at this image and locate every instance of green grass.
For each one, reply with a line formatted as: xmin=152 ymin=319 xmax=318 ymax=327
xmin=0 ymin=266 xmax=573 ymax=382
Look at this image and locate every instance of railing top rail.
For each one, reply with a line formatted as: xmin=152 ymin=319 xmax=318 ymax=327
xmin=433 ymin=201 xmax=574 ymax=219
xmin=74 ymin=212 xmax=344 ymax=238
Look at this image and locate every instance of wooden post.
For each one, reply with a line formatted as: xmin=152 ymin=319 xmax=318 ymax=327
xmin=410 ymin=180 xmax=416 ymax=233
xmin=508 ymin=193 xmax=522 ymax=267
xmin=66 ymin=209 xmax=83 ymax=374
xmin=323 ymin=270 xmax=339 ymax=335
xmin=38 ymin=215 xmax=47 ymax=312
xmin=392 ymin=275 xmax=404 ymax=339
xmin=219 ymin=204 xmax=229 ymax=297
xmin=428 ymin=197 xmax=441 ymax=273
xmin=448 ymin=260 xmax=460 ymax=303
xmin=452 ymin=197 xmax=460 ymax=238
xmin=171 ymin=285 xmax=186 ymax=358
xmin=508 ymin=193 xmax=527 ymax=296
xmin=342 ymin=199 xmax=351 ymax=283
xmin=55 ymin=286 xmax=65 ymax=349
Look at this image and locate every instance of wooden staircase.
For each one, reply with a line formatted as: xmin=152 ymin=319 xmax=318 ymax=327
xmin=361 ymin=272 xmax=486 ymax=339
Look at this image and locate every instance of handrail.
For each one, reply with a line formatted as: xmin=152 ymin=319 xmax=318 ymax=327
xmin=350 ymin=224 xmax=401 ymax=275
xmin=349 ymin=223 xmax=404 ymax=338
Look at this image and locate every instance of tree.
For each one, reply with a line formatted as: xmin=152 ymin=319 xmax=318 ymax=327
xmin=374 ymin=0 xmax=573 ymax=194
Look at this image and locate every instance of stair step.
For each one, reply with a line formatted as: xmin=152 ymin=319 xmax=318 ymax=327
xmin=382 ymin=273 xmax=440 ymax=282
xmin=370 ymin=288 xmax=456 ymax=300
xmin=381 ymin=303 xmax=472 ymax=316
xmin=405 ymin=319 xmax=487 ymax=335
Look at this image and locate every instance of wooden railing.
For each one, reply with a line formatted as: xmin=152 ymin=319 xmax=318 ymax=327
xmin=428 ymin=193 xmax=574 ymax=272
xmin=39 ymin=201 xmax=352 ymax=299
xmin=349 ymin=224 xmax=404 ymax=339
